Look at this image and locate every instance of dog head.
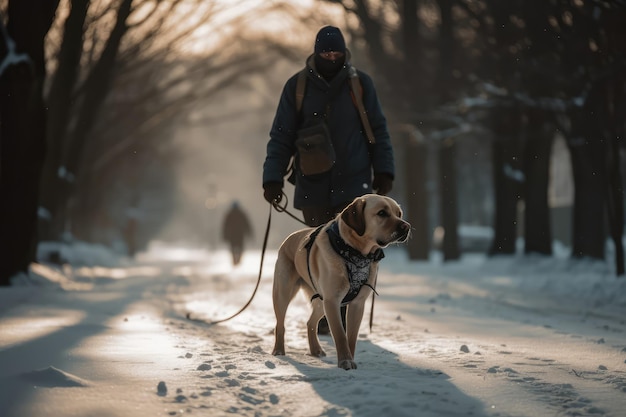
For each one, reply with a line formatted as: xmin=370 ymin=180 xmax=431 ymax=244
xmin=339 ymin=194 xmax=411 ymax=256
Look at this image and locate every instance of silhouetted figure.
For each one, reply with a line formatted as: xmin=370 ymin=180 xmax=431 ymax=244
xmin=221 ymin=201 xmax=253 ymax=266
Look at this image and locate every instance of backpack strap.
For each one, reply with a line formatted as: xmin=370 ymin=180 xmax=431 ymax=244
xmin=295 ymin=65 xmax=376 ymax=145
xmin=348 ymin=66 xmax=376 ymax=145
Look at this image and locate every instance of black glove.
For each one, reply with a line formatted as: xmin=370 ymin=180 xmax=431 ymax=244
xmin=372 ymin=173 xmax=393 ymax=196
xmin=263 ymin=182 xmax=283 ymax=204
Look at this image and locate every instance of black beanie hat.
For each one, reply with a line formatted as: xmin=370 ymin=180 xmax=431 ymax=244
xmin=314 ymin=26 xmax=346 ymax=54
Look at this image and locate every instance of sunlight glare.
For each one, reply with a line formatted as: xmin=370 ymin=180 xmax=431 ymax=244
xmin=0 ymin=310 xmax=86 ymax=350
xmin=136 ymin=241 xmax=212 ymax=262
xmin=76 ymin=308 xmax=186 ymax=380
xmin=72 ymin=265 xmax=163 ymax=280
xmin=30 ymin=263 xmax=93 ymax=290
xmin=176 ymin=0 xmax=333 ymax=55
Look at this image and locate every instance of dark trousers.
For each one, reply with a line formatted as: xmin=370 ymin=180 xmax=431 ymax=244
xmin=301 ymin=202 xmax=351 ymax=332
xmin=229 ymin=242 xmax=243 ymax=266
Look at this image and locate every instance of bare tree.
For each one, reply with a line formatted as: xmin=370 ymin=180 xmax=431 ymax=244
xmin=40 ymin=0 xmax=306 ymax=243
xmin=0 ymin=0 xmax=60 ymax=285
xmin=322 ymin=0 xmax=624 ymax=275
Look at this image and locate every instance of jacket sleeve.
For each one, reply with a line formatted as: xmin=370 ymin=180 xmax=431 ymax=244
xmin=358 ymin=71 xmax=395 ymax=178
xmin=263 ymin=75 xmax=299 ymax=185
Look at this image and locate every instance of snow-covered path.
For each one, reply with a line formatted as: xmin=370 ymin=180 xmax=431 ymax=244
xmin=1 ymin=244 xmax=625 ymax=417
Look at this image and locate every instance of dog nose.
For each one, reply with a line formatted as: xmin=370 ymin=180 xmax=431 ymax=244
xmin=399 ymin=221 xmax=410 ymax=232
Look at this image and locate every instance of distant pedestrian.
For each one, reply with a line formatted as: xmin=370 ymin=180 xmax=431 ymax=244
xmin=221 ymin=201 xmax=253 ymax=266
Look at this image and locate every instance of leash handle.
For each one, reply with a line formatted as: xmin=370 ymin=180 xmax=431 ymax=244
xmin=272 ymin=192 xmax=308 ymax=226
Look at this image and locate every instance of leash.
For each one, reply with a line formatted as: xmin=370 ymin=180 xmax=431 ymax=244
xmin=186 ymin=192 xmax=305 ymax=325
xmin=187 ymin=193 xmax=379 ymax=333
xmin=271 ymin=193 xmax=308 ymax=226
xmin=369 ymin=293 xmax=375 ymax=332
xmin=186 ymin=201 xmax=273 ymax=325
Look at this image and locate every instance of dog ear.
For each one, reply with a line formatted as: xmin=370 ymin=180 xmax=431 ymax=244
xmin=341 ymin=198 xmax=367 ymax=236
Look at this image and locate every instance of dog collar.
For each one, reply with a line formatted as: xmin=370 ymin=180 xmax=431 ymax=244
xmin=327 ymin=221 xmax=383 ymax=305
xmin=326 ymin=221 xmax=385 ymax=263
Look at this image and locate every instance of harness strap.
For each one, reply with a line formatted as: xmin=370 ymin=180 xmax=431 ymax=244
xmin=311 ymin=284 xmax=378 ymax=305
xmin=305 ymin=224 xmax=325 ymax=301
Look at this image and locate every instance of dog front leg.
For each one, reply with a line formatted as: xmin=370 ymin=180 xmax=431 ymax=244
xmin=324 ymin=299 xmax=356 ymax=370
xmin=346 ymin=301 xmax=365 ymax=358
xmin=306 ymin=300 xmax=326 ymax=357
xmin=272 ymin=262 xmax=299 ymax=356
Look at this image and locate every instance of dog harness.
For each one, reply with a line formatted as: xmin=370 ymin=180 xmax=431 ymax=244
xmin=305 ymin=221 xmax=384 ymax=306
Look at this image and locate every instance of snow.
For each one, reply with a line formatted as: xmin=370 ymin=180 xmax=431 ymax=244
xmin=0 ymin=31 xmax=31 ymax=76
xmin=1 ymin=239 xmax=625 ymax=417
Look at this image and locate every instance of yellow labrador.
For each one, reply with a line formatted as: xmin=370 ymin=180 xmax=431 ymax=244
xmin=272 ymin=194 xmax=410 ymax=370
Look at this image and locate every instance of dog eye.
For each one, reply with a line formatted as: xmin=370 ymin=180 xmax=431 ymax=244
xmin=377 ymin=210 xmax=389 ymax=217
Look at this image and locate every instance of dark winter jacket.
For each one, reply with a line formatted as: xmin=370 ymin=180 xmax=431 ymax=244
xmin=222 ymin=204 xmax=252 ymax=246
xmin=263 ymin=52 xmax=395 ymax=209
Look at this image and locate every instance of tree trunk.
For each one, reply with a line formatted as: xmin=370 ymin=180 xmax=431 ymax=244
xmin=401 ymin=0 xmax=421 ymax=108
xmin=489 ymin=107 xmax=524 ymax=255
xmin=436 ymin=0 xmax=453 ymax=103
xmin=439 ymin=138 xmax=460 ymax=261
xmin=0 ymin=53 xmax=40 ymax=285
xmin=53 ymin=0 xmax=133 ymax=239
xmin=0 ymin=0 xmax=60 ymax=285
xmin=403 ymin=132 xmax=430 ymax=260
xmin=568 ymin=109 xmax=606 ymax=260
xmin=605 ymin=77 xmax=625 ymax=276
xmin=523 ymin=109 xmax=553 ymax=255
xmin=606 ymin=132 xmax=625 ymax=275
xmin=40 ymin=0 xmax=90 ymax=240
xmin=605 ymin=9 xmax=626 ymax=277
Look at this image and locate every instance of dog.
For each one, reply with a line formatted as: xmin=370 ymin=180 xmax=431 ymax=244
xmin=271 ymin=194 xmax=410 ymax=370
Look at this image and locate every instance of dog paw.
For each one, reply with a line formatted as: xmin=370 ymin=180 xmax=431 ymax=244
xmin=272 ymin=349 xmax=285 ymax=356
xmin=310 ymin=348 xmax=326 ymax=358
xmin=338 ymin=360 xmax=357 ymax=370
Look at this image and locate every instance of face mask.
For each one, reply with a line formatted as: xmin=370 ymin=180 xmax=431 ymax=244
xmin=315 ymin=54 xmax=345 ymax=81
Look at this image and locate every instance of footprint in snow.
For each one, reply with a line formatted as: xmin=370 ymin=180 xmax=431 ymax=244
xmin=157 ymin=381 xmax=167 ymax=396
xmin=196 ymin=363 xmax=212 ymax=371
xmin=224 ymin=378 xmax=240 ymax=387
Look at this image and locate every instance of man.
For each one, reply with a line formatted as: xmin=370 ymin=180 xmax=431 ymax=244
xmin=262 ymin=25 xmax=395 ymax=332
